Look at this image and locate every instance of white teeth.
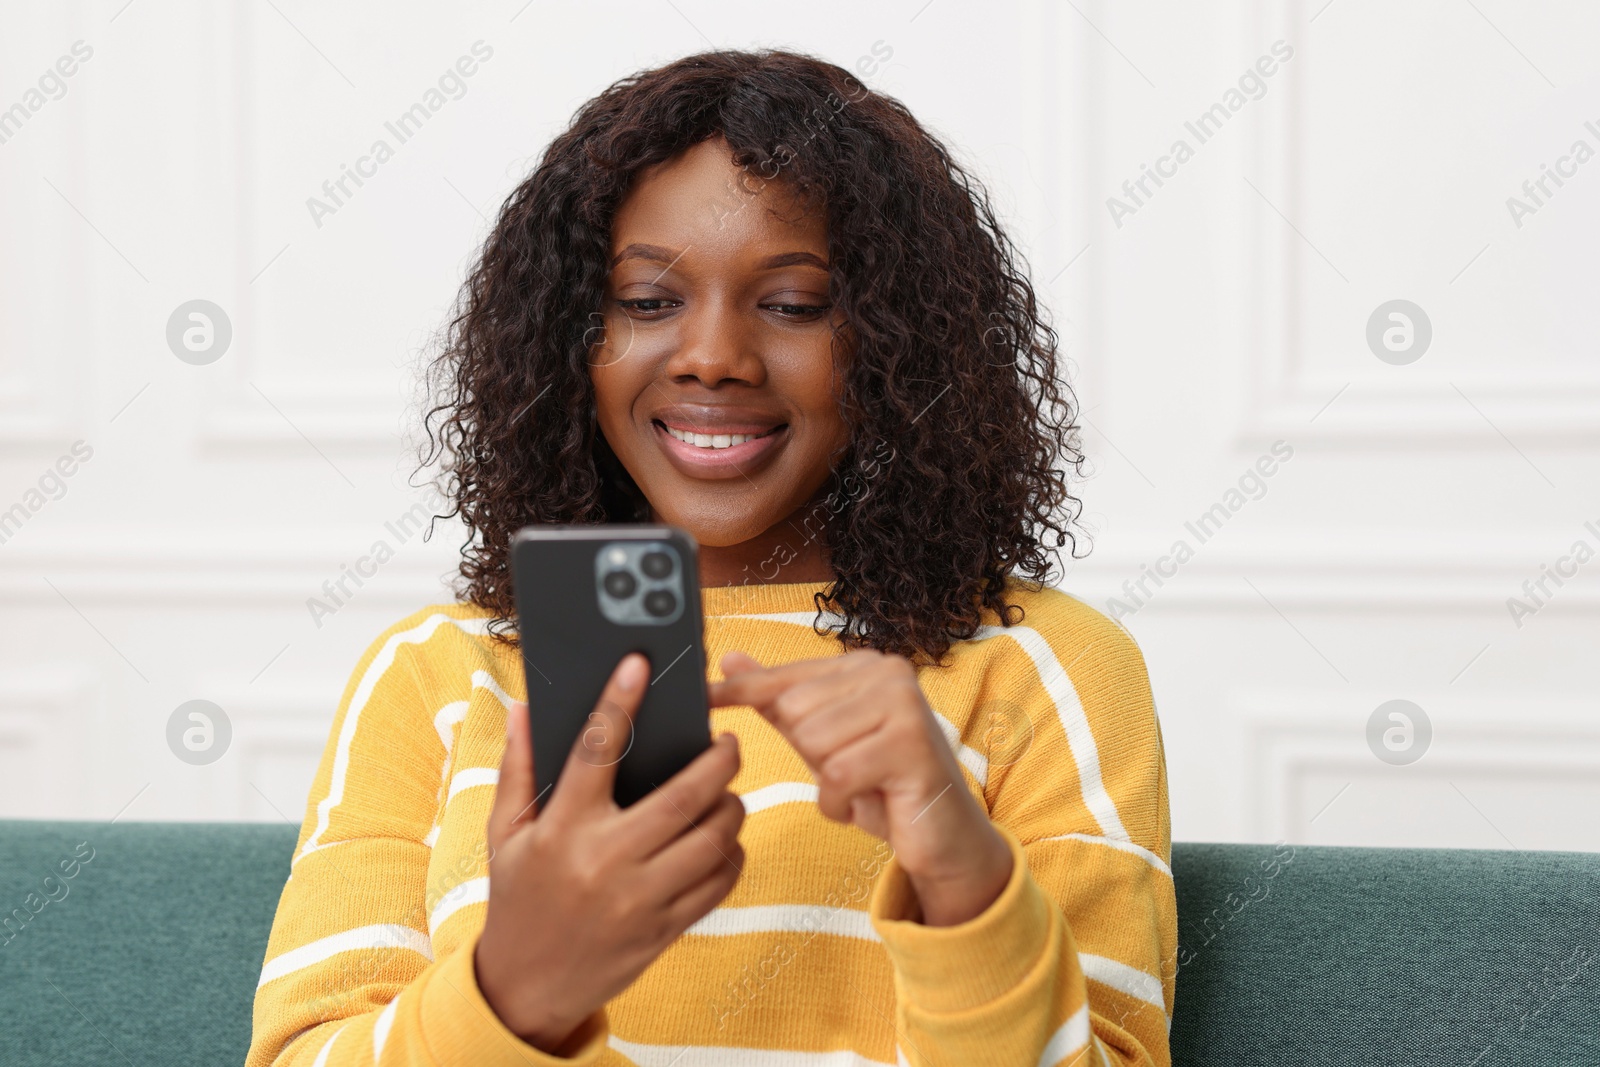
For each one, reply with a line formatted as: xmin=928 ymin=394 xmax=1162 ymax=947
xmin=665 ymin=425 xmax=764 ymax=449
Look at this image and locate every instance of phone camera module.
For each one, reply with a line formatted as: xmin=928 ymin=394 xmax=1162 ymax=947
xmin=602 ymin=570 xmax=637 ymax=599
xmin=595 ymin=540 xmax=685 ymax=626
xmin=642 ymin=589 xmax=677 ymax=617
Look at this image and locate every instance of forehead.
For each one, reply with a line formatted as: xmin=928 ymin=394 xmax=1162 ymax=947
xmin=610 ymin=137 xmax=827 ymax=260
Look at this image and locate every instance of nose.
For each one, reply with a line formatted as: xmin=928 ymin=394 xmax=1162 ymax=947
xmin=661 ymin=295 xmax=767 ymax=389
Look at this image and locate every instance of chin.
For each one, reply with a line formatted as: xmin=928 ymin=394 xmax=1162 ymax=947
xmin=674 ymin=517 xmax=774 ymax=550
xmin=652 ymin=492 xmax=788 ymax=547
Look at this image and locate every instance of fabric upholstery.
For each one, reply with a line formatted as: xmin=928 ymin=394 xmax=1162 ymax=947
xmin=1 ymin=822 xmax=1595 ymax=1065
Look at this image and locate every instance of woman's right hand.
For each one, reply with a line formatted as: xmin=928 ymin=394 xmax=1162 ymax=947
xmin=474 ymin=653 xmax=745 ymax=1054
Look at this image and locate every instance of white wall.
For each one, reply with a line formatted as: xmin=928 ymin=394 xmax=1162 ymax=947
xmin=2 ymin=0 xmax=1596 ymax=850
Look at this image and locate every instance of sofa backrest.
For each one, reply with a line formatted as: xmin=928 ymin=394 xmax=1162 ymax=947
xmin=1 ymin=819 xmax=294 ymax=1066
xmin=1 ymin=821 xmax=1595 ymax=1064
xmin=1169 ymin=842 xmax=1600 ymax=1065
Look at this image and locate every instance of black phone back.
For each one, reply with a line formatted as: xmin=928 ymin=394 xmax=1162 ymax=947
xmin=510 ymin=525 xmax=710 ymax=810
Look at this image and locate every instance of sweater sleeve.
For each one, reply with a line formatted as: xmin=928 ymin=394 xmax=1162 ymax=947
xmin=244 ymin=612 xmax=612 ymax=1066
xmin=867 ymin=605 xmax=1176 ymax=1067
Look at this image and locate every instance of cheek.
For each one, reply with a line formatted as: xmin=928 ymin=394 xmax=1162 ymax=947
xmin=588 ymin=362 xmax=638 ymax=449
xmin=589 ymin=323 xmax=660 ymax=417
xmin=588 ymin=365 xmax=617 ymax=421
xmin=802 ymin=360 xmax=851 ymax=458
xmin=588 ymin=310 xmax=642 ymax=377
xmin=780 ymin=385 xmax=850 ymax=503
xmin=814 ymin=404 xmax=849 ymax=463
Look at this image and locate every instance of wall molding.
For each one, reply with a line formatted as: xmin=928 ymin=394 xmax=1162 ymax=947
xmin=1227 ymin=688 xmax=1600 ymax=847
xmin=226 ymin=693 xmax=337 ymax=823
xmin=192 ymin=0 xmax=410 ymax=453
xmin=3 ymin=526 xmax=1598 ymax=610
xmin=0 ymin=528 xmax=463 ymax=604
xmin=1234 ymin=0 xmax=1600 ymax=446
xmin=0 ymin=667 xmax=97 ymax=819
xmin=1064 ymin=526 xmax=1600 ymax=610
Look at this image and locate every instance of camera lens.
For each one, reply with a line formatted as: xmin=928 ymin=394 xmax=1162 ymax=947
xmin=603 ymin=570 xmax=637 ymax=599
xmin=640 ymin=550 xmax=674 ymax=579
xmin=643 ymin=589 xmax=677 ymax=617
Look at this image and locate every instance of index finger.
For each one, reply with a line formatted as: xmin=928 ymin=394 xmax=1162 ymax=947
xmin=708 ymin=651 xmax=862 ymax=711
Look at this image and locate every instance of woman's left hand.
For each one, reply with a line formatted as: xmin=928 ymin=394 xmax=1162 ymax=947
xmin=709 ymin=649 xmax=1013 ymax=926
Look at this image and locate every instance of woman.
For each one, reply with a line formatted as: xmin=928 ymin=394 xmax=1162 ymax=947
xmin=247 ymin=49 xmax=1175 ymax=1067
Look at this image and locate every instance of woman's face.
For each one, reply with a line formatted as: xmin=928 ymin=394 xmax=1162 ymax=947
xmin=590 ymin=136 xmax=850 ymax=550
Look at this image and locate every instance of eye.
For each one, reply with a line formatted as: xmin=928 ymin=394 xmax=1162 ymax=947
xmin=617 ymin=298 xmax=680 ymax=318
xmin=762 ymin=302 xmax=830 ymax=321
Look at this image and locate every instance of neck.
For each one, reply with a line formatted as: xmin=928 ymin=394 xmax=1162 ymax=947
xmin=680 ymin=502 xmax=836 ymax=589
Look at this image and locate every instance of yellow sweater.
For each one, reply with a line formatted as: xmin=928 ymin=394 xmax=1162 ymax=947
xmin=247 ymin=579 xmax=1175 ymax=1066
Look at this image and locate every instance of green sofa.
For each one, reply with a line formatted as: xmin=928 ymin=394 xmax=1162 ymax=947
xmin=1 ymin=820 xmax=1595 ymax=1064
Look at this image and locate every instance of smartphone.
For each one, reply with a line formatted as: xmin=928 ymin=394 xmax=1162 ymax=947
xmin=510 ymin=524 xmax=711 ymax=810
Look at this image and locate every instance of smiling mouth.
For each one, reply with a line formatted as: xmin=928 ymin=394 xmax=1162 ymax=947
xmin=654 ymin=421 xmax=786 ymax=450
xmin=649 ymin=417 xmax=789 ymax=478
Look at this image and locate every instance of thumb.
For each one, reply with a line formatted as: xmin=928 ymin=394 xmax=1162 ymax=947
xmin=544 ymin=652 xmax=649 ymax=817
xmin=487 ymin=699 xmax=535 ymax=851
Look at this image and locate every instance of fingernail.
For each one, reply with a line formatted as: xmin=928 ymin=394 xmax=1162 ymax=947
xmin=617 ymin=654 xmax=648 ymax=692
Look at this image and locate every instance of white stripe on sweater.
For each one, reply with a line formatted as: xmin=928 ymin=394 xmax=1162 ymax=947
xmin=423 ymin=671 xmax=518 ymax=847
xmin=372 ymin=998 xmax=398 ymax=1062
xmin=311 ymin=1024 xmax=346 ymax=1067
xmin=971 ymin=624 xmax=1127 ymax=841
xmin=424 ymin=700 xmax=471 ymax=851
xmin=430 ymin=700 xmax=470 ymax=754
xmin=685 ymin=903 xmax=880 ymax=942
xmin=1081 ymin=952 xmax=1166 ymax=1014
xmin=1038 ymin=1004 xmax=1092 ymax=1067
xmin=929 ymin=707 xmax=989 ymax=787
xmin=446 ymin=767 xmax=500 ymax=803
xmin=428 ymin=876 xmax=490 ymax=937
xmin=1035 ymin=831 xmax=1171 ymax=879
xmin=470 ymin=668 xmax=517 ymax=711
xmin=258 ymin=924 xmax=431 ymax=988
xmin=297 ymin=614 xmax=494 ymax=866
xmin=609 ymin=1037 xmax=892 ymax=1066
xmin=682 ymin=911 xmax=1161 ymax=1021
xmin=739 ymin=781 xmax=818 ymax=815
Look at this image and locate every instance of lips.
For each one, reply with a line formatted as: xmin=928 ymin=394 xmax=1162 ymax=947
xmin=660 ymin=423 xmax=778 ymax=449
xmin=647 ymin=403 xmax=789 ymax=479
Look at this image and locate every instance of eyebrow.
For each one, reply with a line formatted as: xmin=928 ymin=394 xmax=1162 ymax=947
xmin=610 ymin=244 xmax=829 ymax=271
xmin=610 ymin=243 xmax=681 ymax=269
xmin=758 ymin=251 xmax=829 ymax=270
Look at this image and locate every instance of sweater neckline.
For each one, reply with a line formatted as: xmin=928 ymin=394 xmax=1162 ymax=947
xmin=699 ymin=580 xmax=834 ymax=618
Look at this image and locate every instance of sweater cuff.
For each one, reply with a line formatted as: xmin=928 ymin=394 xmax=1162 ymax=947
xmin=868 ymin=824 xmax=1052 ymax=1015
xmin=418 ymin=932 xmax=611 ymax=1065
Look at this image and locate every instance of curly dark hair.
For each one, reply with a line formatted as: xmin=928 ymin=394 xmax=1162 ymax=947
xmin=419 ymin=48 xmax=1085 ymax=666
